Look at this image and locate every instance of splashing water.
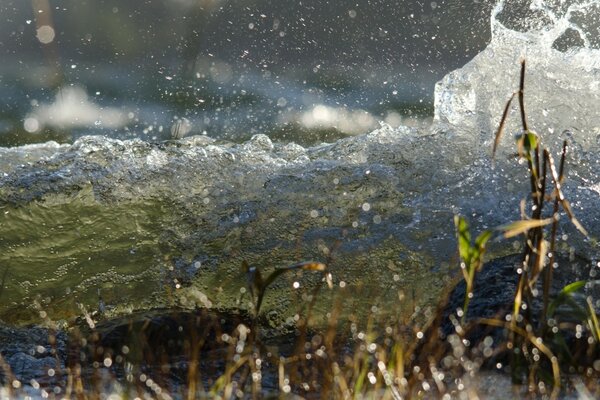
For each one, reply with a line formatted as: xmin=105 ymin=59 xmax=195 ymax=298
xmin=25 ymin=86 xmax=129 ymax=132
xmin=434 ymin=0 xmax=600 ymax=154
xmin=0 ymin=0 xmax=599 ymax=329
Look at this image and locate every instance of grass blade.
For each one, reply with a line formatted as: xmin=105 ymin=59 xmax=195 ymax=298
xmin=498 ymin=218 xmax=553 ymax=238
xmin=586 ymin=297 xmax=600 ymax=342
xmin=492 ymin=92 xmax=516 ymax=162
xmin=544 ymin=150 xmax=588 ymax=237
xmin=547 ymin=281 xmax=586 ymax=318
xmin=519 ymin=60 xmax=528 ymax=132
xmin=454 ymin=215 xmax=472 ymax=266
xmin=480 ymin=317 xmax=560 ymax=395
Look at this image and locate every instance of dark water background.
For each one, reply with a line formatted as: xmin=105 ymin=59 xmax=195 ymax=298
xmin=0 ymin=0 xmax=497 ymax=146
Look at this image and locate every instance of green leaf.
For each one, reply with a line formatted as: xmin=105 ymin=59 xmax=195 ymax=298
xmin=454 ymin=215 xmax=472 ymax=264
xmin=262 ymin=262 xmax=327 ymax=290
xmin=547 ymin=280 xmax=586 ymax=318
xmin=549 ymin=332 xmax=573 ymax=365
xmin=559 ymin=296 xmax=588 ymax=320
xmin=245 ymin=261 xmax=328 ymax=317
xmin=475 ymin=230 xmax=492 ymax=251
xmin=516 ymin=131 xmax=538 ymax=156
xmin=524 ymin=131 xmax=538 ymax=151
xmin=560 ymin=280 xmax=586 ymax=296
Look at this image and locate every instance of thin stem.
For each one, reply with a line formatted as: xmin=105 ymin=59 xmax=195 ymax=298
xmin=493 ymin=92 xmax=516 ymax=162
xmin=543 ymin=142 xmax=567 ymax=321
xmin=519 ymin=60 xmax=528 ymax=132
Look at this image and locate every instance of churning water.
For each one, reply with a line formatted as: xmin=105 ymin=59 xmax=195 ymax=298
xmin=0 ymin=0 xmax=599 ymax=335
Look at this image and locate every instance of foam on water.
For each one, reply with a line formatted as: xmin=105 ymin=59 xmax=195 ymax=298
xmin=0 ymin=141 xmax=68 ymax=174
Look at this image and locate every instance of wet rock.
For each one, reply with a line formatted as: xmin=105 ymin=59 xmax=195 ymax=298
xmin=0 ymin=127 xmax=598 ymax=331
xmin=411 ymin=251 xmax=600 ymax=372
xmin=442 ymin=253 xmax=597 ymax=339
xmin=0 ymin=322 xmax=67 ymax=385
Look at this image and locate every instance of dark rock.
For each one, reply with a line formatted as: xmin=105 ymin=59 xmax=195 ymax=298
xmin=442 ymin=253 xmax=596 ymax=341
xmin=414 ymin=252 xmax=600 ymax=374
xmin=0 ymin=322 xmax=67 ymax=385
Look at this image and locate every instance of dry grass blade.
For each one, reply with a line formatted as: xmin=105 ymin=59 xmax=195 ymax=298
xmin=0 ymin=353 xmax=14 ymax=395
xmin=492 ymin=92 xmax=516 ymax=162
xmin=586 ymin=297 xmax=600 ymax=342
xmin=331 ymin=362 xmax=350 ymax=397
xmin=210 ymin=355 xmax=249 ymax=396
xmin=543 ymin=141 xmax=568 ymax=321
xmin=376 ymin=359 xmax=403 ymax=400
xmin=519 ymin=199 xmax=527 ymax=220
xmin=479 ymin=318 xmax=560 ymax=398
xmin=498 ymin=218 xmax=553 ymax=238
xmin=288 ymin=261 xmax=327 ymax=271
xmin=557 ymin=140 xmax=568 ymax=181
xmin=560 ymin=200 xmax=587 ymax=236
xmin=544 ymin=150 xmax=588 ymax=237
xmin=511 ymin=271 xmax=525 ymax=342
xmin=529 ymin=238 xmax=548 ymax=289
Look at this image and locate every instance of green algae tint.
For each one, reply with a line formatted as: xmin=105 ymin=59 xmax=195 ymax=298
xmin=0 ymin=187 xmax=170 ymax=324
xmin=0 ymin=182 xmax=446 ymax=332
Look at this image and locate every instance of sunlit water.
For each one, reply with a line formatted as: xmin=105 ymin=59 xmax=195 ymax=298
xmin=0 ymin=43 xmax=433 ymax=147
xmin=2 ymin=0 xmax=598 ymax=321
xmin=0 ymin=0 xmax=600 ymax=398
xmin=2 ymin=0 xmax=480 ymax=147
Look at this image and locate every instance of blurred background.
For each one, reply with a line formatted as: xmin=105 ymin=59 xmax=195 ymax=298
xmin=0 ymin=0 xmax=497 ymax=147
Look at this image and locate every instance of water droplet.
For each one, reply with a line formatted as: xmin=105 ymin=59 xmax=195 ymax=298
xmin=36 ymin=25 xmax=55 ymax=44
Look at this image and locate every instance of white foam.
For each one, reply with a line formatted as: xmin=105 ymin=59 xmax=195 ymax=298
xmin=25 ymin=86 xmax=128 ymax=131
xmin=278 ymin=104 xmax=379 ymax=136
xmin=434 ymin=0 xmax=600 ymax=154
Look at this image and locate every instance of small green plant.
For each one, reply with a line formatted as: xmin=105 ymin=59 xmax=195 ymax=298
xmin=454 ymin=215 xmax=492 ymax=324
xmin=206 ymin=260 xmax=332 ymax=398
xmin=452 ymin=60 xmax=596 ymax=396
xmin=242 ymin=260 xmax=331 ymax=318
